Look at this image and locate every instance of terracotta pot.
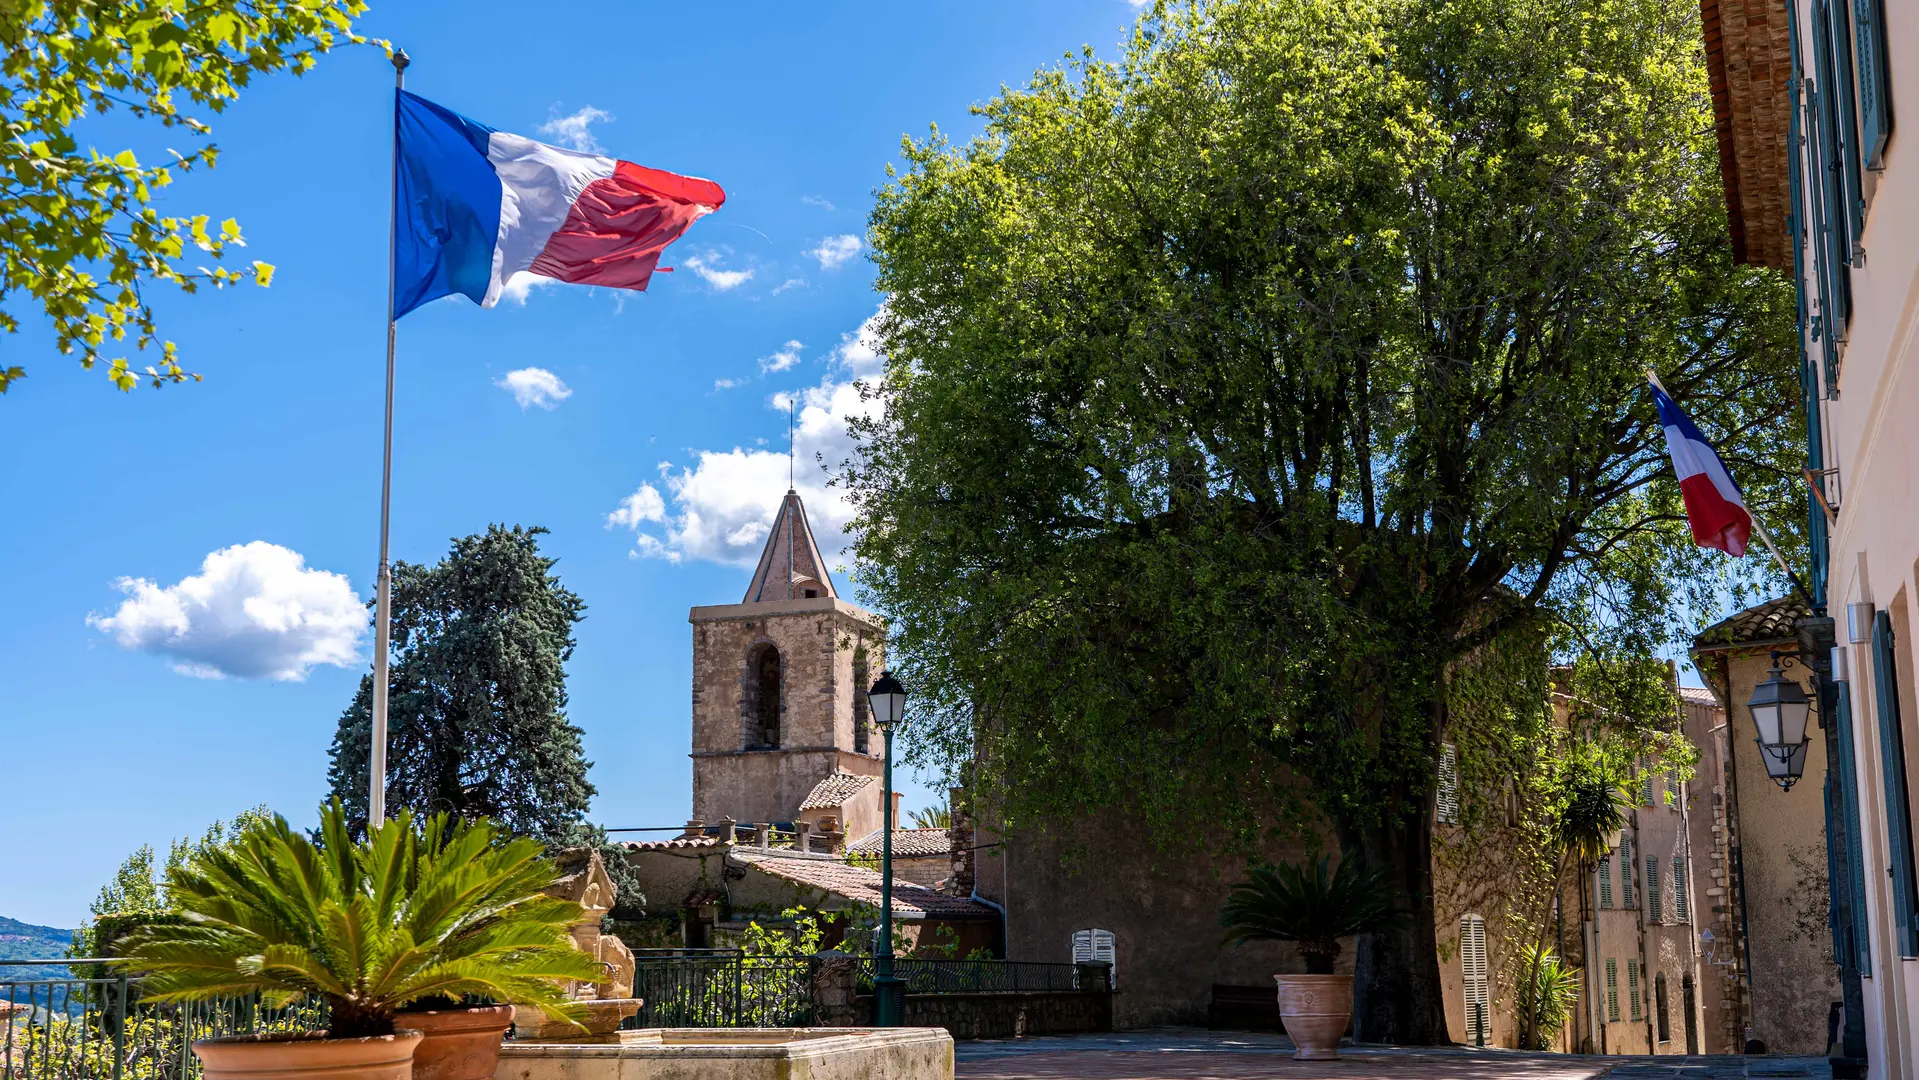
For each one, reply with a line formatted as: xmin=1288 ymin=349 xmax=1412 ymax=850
xmin=194 ymin=1030 xmax=422 ymax=1080
xmin=403 ymin=1005 xmax=513 ymax=1080
xmin=1274 ymin=974 xmax=1353 ymax=1061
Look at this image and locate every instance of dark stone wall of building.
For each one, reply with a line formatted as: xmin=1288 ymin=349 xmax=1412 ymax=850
xmin=974 ymin=807 xmax=1337 ymax=1029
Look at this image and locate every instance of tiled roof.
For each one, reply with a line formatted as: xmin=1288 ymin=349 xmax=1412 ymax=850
xmin=1678 ymin=685 xmax=1721 ymax=707
xmin=847 ymin=829 xmax=952 ymax=858
xmin=1692 ymin=596 xmax=1809 ymax=651
xmin=800 ymin=771 xmax=875 ymax=810
xmin=730 ymin=849 xmax=993 ymax=918
xmin=1699 ymin=0 xmax=1794 ymax=268
xmin=624 ymin=835 xmax=724 ymax=851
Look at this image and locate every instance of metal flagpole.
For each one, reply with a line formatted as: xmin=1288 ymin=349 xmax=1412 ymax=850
xmin=1646 ymin=369 xmax=1817 ymax=608
xmin=371 ymin=47 xmax=410 ymax=827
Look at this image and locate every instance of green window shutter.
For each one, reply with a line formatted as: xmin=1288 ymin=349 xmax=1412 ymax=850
xmin=1621 ymin=837 xmax=1635 ymax=908
xmin=1854 ymin=0 xmax=1893 ymax=168
xmin=1818 ymin=0 xmax=1866 ymax=253
xmin=1674 ymin=857 xmax=1689 ymax=923
xmin=1628 ymin=960 xmax=1642 ymax=1021
xmin=1647 ymin=857 xmax=1661 ymax=922
xmin=1808 ymin=49 xmax=1855 ymax=338
xmin=1871 ymin=611 xmax=1919 ymax=955
xmin=1832 ymin=679 xmax=1874 ymax=973
xmin=1599 ymin=856 xmax=1614 ymax=909
xmin=1606 ymin=959 xmax=1619 ymax=1023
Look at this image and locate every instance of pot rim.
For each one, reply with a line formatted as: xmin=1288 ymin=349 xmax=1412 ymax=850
xmin=398 ymin=1003 xmax=516 ymax=1017
xmin=193 ymin=1029 xmax=425 ymax=1048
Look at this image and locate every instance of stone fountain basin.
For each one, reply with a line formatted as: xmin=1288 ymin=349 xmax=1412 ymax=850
xmin=496 ymin=1027 xmax=953 ymax=1080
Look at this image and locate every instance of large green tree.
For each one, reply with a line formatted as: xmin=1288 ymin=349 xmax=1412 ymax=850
xmin=1 ymin=0 xmax=369 ymax=393
xmin=328 ymin=525 xmax=596 ymax=844
xmin=848 ymin=0 xmax=1800 ymax=1042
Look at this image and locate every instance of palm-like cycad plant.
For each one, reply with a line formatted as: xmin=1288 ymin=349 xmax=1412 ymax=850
xmin=114 ymin=800 xmax=604 ymax=1038
xmin=1220 ymin=856 xmax=1405 ymax=974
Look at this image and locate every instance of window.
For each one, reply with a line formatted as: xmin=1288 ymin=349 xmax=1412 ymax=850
xmin=1460 ymin=916 xmax=1489 ymax=1047
xmin=1605 ymin=959 xmax=1619 ymax=1023
xmin=851 ymin=644 xmax=871 ymax=755
xmin=1666 ymin=767 xmax=1681 ymax=807
xmin=1655 ymin=974 xmax=1671 ymax=1043
xmin=1854 ymin=0 xmax=1892 ymax=168
xmin=1627 ymin=960 xmax=1642 ymax=1022
xmin=1639 ymin=764 xmax=1655 ymax=808
xmin=1673 ymin=857 xmax=1689 ymax=923
xmin=1872 ymin=610 xmax=1919 ymax=955
xmin=1437 ymin=743 xmax=1460 ymax=825
xmin=1647 ymin=857 xmax=1661 ymax=923
xmin=748 ymin=643 xmax=783 ymax=748
xmin=1833 ymin=653 xmax=1874 ymax=973
xmin=1071 ymin=929 xmax=1117 ymax=988
xmin=1598 ymin=856 xmax=1614 ymax=909
xmin=1620 ymin=838 xmax=1635 ymax=908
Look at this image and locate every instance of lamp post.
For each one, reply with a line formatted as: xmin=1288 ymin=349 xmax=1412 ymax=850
xmin=867 ymin=670 xmax=907 ymax=1026
xmin=1747 ymin=650 xmax=1813 ymax=791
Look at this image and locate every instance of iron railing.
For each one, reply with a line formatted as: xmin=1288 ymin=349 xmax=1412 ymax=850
xmin=855 ymin=959 xmax=1093 ymax=995
xmin=623 ymin=951 xmax=812 ymax=1029
xmin=1 ymin=961 xmax=324 ymax=1080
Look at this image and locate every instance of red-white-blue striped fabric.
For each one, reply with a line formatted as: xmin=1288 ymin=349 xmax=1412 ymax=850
xmin=392 ymin=90 xmax=723 ymax=319
xmin=1651 ymin=382 xmax=1751 ymax=556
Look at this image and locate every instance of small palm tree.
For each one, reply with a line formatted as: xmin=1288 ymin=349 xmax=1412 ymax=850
xmin=114 ymin=800 xmax=604 ymax=1038
xmin=1515 ymin=945 xmax=1580 ymax=1050
xmin=1220 ymin=856 xmax=1405 ymax=974
xmin=908 ymin=804 xmax=952 ymax=830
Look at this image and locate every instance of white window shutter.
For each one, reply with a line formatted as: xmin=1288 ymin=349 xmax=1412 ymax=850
xmin=1072 ymin=928 xmax=1117 ymax=987
xmin=1436 ymin=743 xmax=1460 ymax=824
xmin=1460 ymin=916 xmax=1489 ymax=1047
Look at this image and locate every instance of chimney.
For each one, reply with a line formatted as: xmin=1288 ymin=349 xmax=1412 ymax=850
xmin=718 ymin=817 xmax=737 ymax=845
xmin=947 ymin=787 xmax=975 ymax=897
xmin=891 ymin=791 xmax=903 ymax=824
xmin=796 ymin=820 xmax=813 ymax=854
xmin=681 ymin=818 xmax=707 ymax=840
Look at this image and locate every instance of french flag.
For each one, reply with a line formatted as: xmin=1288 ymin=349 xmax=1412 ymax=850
xmin=391 ymin=90 xmax=723 ymax=319
xmin=1651 ymin=380 xmax=1752 ymax=557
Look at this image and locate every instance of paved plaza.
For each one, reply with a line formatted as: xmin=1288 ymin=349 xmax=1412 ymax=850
xmin=954 ymin=1030 xmax=1833 ymax=1080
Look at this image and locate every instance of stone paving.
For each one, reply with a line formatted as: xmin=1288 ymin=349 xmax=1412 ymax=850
xmin=954 ymin=1029 xmax=1833 ymax=1080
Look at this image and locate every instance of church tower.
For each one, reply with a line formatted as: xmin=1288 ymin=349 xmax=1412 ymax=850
xmin=688 ymin=490 xmax=885 ymax=829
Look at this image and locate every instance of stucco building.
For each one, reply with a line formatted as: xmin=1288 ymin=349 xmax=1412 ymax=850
xmin=1700 ymin=0 xmax=1917 ymax=1074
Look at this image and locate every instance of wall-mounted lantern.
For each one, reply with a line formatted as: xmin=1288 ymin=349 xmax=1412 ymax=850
xmin=1747 ymin=650 xmax=1812 ymax=792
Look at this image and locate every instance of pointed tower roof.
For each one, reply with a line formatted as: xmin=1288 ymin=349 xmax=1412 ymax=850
xmin=743 ymin=489 xmax=837 ymax=603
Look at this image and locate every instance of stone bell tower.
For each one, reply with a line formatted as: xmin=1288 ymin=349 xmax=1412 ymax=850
xmin=688 ymin=490 xmax=884 ymax=827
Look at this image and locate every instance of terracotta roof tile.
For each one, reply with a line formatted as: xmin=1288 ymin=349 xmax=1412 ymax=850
xmin=624 ymin=835 xmax=724 ymax=851
xmin=1678 ymin=685 xmax=1720 ymax=707
xmin=1691 ymin=596 xmax=1810 ymax=652
xmin=799 ymin=771 xmax=876 ymax=810
xmin=847 ymin=829 xmax=952 ymax=858
xmin=730 ymin=850 xmax=992 ymax=918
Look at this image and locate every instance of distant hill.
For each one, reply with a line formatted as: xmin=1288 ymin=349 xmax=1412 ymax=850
xmin=0 ymin=915 xmax=76 ymax=961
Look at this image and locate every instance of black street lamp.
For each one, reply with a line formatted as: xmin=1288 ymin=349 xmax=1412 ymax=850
xmin=867 ymin=670 xmax=907 ymax=1026
xmin=1747 ymin=651 xmax=1813 ymax=791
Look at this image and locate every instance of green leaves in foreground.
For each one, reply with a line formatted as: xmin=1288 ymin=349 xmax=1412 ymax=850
xmin=0 ymin=0 xmax=371 ymax=393
xmin=113 ymin=800 xmax=604 ymax=1038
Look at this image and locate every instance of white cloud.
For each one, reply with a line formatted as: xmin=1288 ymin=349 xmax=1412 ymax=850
xmin=773 ymin=278 xmax=807 ymax=295
xmin=608 ymin=306 xmax=890 ymax=569
xmin=683 ymin=251 xmax=754 ymax=291
xmin=801 ymin=195 xmax=836 ymax=211
xmin=606 ymin=484 xmax=667 ymax=529
xmin=807 ymin=234 xmax=864 ymax=270
xmin=714 ymin=377 xmax=744 ymax=391
xmin=87 ymin=542 xmax=365 ymax=681
xmin=499 ymin=272 xmax=556 ymax=306
xmin=760 ymin=340 xmax=804 ymax=373
xmin=496 ymin=367 xmax=573 ymax=410
xmin=538 ymin=105 xmax=615 ymax=153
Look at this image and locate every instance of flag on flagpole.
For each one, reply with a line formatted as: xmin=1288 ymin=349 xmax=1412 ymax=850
xmin=391 ymin=90 xmax=724 ymax=318
xmin=1649 ymin=379 xmax=1753 ymax=557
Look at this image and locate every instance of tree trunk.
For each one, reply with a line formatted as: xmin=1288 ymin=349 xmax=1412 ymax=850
xmin=1345 ymin=808 xmax=1451 ymax=1045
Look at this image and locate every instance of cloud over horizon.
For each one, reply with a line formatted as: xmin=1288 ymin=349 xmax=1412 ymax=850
xmin=88 ymin=542 xmax=365 ymax=681
xmin=496 ymin=367 xmax=573 ymax=409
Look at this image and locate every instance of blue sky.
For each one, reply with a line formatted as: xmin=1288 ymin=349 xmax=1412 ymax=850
xmin=0 ymin=0 xmax=1155 ymax=929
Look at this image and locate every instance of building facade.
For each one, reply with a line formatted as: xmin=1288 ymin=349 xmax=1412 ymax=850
xmin=1701 ymin=0 xmax=1918 ymax=1074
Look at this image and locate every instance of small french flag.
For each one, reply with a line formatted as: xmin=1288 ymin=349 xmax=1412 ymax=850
xmin=1650 ymin=378 xmax=1752 ymax=557
xmin=391 ymin=90 xmax=723 ymax=319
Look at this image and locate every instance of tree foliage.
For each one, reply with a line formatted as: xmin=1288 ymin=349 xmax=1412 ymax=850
xmin=848 ymin=0 xmax=1799 ymax=1042
xmin=327 ymin=525 xmax=595 ymax=843
xmin=0 ymin=0 xmax=370 ymax=393
xmin=70 ymin=805 xmax=270 ymax=958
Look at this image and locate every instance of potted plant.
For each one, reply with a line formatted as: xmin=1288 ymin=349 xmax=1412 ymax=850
xmin=1221 ymin=855 xmax=1404 ymax=1061
xmin=114 ymin=800 xmax=604 ymax=1080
